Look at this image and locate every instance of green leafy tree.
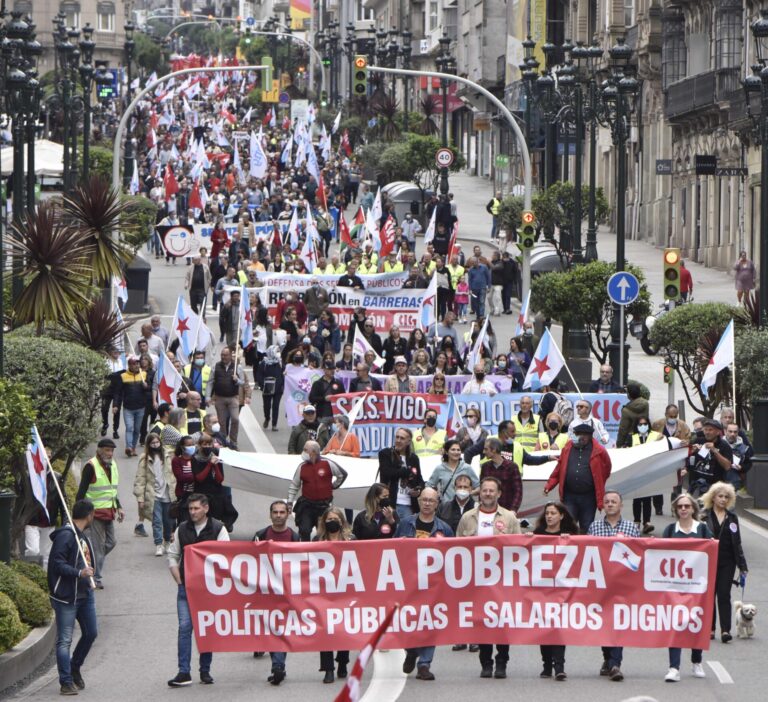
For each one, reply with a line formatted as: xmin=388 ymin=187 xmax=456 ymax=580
xmin=649 ymin=302 xmax=745 ymax=416
xmin=531 ymin=260 xmax=651 ymax=363
xmin=735 ymin=327 xmax=768 ymax=417
xmin=120 ymin=195 xmax=158 ymax=251
xmin=499 ymin=195 xmax=525 ymax=234
xmin=0 ymin=378 xmax=35 ymax=493
xmin=134 ymin=32 xmax=166 ymax=76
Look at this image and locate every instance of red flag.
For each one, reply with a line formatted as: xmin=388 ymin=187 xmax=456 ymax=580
xmin=334 ymin=607 xmax=397 ymax=702
xmin=282 ymin=114 xmax=292 ymax=130
xmin=447 ymin=220 xmax=459 ymax=260
xmin=189 ymin=179 xmax=203 ymax=210
xmin=339 ymin=213 xmax=353 ymax=250
xmin=341 ymin=129 xmax=352 ymax=157
xmin=179 ymin=127 xmax=188 ymax=152
xmin=354 ymin=206 xmax=366 ymax=226
xmin=163 ymin=164 xmax=179 ymax=200
xmin=378 ymin=215 xmax=397 ymax=257
xmin=149 ymin=111 xmax=159 ymax=130
xmin=271 ymin=221 xmax=282 ymax=249
xmin=262 ymin=109 xmax=272 ymax=127
xmin=317 ymin=176 xmax=328 ymax=211
xmin=220 ymin=107 xmax=236 ymax=125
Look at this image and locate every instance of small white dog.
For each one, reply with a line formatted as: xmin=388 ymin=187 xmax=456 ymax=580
xmin=734 ymin=601 xmax=757 ymax=638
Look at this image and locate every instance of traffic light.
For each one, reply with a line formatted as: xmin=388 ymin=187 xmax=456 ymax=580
xmin=517 ymin=210 xmax=536 ymax=250
xmin=320 ymin=90 xmax=328 ymax=107
xmin=353 ymin=55 xmax=368 ymax=96
xmin=322 ymin=56 xmax=331 ymax=67
xmin=663 ymin=364 xmax=673 ymax=384
xmin=663 ymin=247 xmax=681 ymax=300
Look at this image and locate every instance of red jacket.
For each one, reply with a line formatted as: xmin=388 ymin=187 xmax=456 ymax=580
xmin=544 ymin=439 xmax=612 ymax=509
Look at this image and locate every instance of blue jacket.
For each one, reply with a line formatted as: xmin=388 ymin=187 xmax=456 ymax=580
xmin=47 ymin=525 xmax=94 ymax=604
xmin=394 ymin=514 xmax=454 ymax=538
xmin=468 ymin=264 xmax=491 ymax=291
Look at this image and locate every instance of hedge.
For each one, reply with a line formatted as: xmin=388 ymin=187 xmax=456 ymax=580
xmin=0 ymin=563 xmax=52 ymax=627
xmin=0 ymin=592 xmax=25 ymax=654
xmin=11 ymin=561 xmax=48 ymax=594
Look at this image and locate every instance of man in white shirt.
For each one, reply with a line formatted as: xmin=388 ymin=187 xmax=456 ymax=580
xmin=456 ymin=477 xmax=520 ymax=679
xmin=167 ymin=494 xmax=229 ymax=687
xmin=138 ymin=323 xmax=165 ymax=359
xmin=567 ymin=399 xmax=610 ymax=445
xmin=462 ymin=362 xmax=498 ymax=395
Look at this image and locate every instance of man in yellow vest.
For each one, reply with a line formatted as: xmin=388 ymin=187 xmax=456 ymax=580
xmin=512 ymin=396 xmax=540 ymax=451
xmin=185 ymin=350 xmax=212 ymax=408
xmin=413 ymin=409 xmax=447 ymax=458
xmin=382 ymin=252 xmax=404 ymax=273
xmin=486 ymin=190 xmax=502 ymax=240
xmin=629 ymin=417 xmax=664 ymax=533
xmin=76 ymin=438 xmax=124 ymax=589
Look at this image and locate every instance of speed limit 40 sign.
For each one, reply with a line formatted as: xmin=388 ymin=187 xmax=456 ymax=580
xmin=435 ymin=148 xmax=454 ymax=168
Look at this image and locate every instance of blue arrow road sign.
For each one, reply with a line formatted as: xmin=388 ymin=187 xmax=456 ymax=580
xmin=246 ymin=17 xmax=255 ymax=26
xmin=607 ymin=272 xmax=640 ymax=306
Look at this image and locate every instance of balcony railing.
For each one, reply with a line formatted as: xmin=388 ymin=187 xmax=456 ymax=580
xmin=664 ymin=67 xmax=741 ymax=120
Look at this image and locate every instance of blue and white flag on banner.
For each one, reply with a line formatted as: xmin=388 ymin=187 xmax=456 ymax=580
xmin=523 ymin=328 xmax=566 ymax=391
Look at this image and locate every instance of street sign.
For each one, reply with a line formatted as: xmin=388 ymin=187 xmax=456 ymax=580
xmin=495 ymin=154 xmax=510 ymax=168
xmin=279 ymin=91 xmax=290 ymax=105
xmin=435 ymin=147 xmax=454 ymax=168
xmin=695 ymin=154 xmax=717 ymax=176
xmin=715 ymin=167 xmax=748 ymax=177
xmin=656 ymin=159 xmax=672 ymax=175
xmin=246 ymin=17 xmax=255 ymax=26
xmin=607 ymin=272 xmax=640 ymax=306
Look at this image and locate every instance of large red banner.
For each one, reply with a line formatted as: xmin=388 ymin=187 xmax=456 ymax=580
xmin=184 ymin=536 xmax=717 ymax=653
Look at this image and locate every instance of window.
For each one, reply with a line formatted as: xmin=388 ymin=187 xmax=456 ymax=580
xmin=429 ymin=1 xmax=438 ymax=31
xmin=716 ymin=1 xmax=742 ymax=70
xmin=60 ymin=2 xmax=80 ymax=28
xmin=661 ymin=9 xmax=686 ymax=89
xmin=624 ymin=0 xmax=635 ymax=28
xmin=356 ymin=2 xmax=374 ymax=22
xmin=13 ymin=1 xmax=33 ymax=15
xmin=97 ymin=2 xmax=115 ymax=32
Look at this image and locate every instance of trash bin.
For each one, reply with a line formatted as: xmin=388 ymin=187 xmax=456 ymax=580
xmin=124 ymin=252 xmax=152 ymax=314
xmin=0 ymin=491 xmax=16 ymax=565
xmin=410 ymin=200 xmax=420 ymax=216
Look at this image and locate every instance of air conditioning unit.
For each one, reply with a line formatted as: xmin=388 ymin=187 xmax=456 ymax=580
xmin=420 ymin=39 xmax=429 ymax=54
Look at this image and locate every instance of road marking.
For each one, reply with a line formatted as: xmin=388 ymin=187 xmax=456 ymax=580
xmin=359 ymin=650 xmax=408 ymax=702
xmin=239 ymin=405 xmax=277 ymax=453
xmin=707 ymin=660 xmax=734 ymax=684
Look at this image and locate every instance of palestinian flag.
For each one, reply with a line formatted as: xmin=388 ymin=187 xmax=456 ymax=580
xmin=348 ymin=206 xmax=366 ymax=243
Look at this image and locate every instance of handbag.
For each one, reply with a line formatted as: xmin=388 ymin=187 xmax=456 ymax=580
xmin=263 ymin=377 xmax=277 ymax=396
xmin=169 ymin=500 xmax=182 ymax=520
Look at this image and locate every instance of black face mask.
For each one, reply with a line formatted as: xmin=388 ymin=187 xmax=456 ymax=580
xmin=294 ymin=356 xmax=304 ymax=364
xmin=475 ymin=372 xmax=485 ymax=381
xmin=325 ymin=521 xmax=341 ymax=534
xmin=201 ymin=447 xmax=213 ymax=456
xmin=425 ymin=417 xmax=437 ymax=428
xmin=379 ymin=498 xmax=392 ymax=509
xmin=548 ymin=421 xmax=559 ymax=430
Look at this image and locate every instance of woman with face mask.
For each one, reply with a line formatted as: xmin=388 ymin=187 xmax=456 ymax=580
xmin=426 ymin=439 xmax=480 ymax=504
xmin=313 ymin=507 xmax=353 ymax=683
xmin=455 ymin=408 xmax=489 ymax=460
xmin=627 ymin=417 xmax=664 ymax=534
xmin=191 ymin=433 xmax=239 ymax=532
xmin=256 ymin=345 xmax=285 ymax=432
xmin=134 ymin=435 xmax=176 ymax=556
xmin=352 ymin=483 xmax=398 ymax=540
xmin=171 ymin=436 xmax=197 ymax=524
xmin=537 ymin=412 xmax=569 ymax=452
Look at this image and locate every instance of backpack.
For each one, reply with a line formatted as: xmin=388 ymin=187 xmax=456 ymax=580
xmin=554 ymin=394 xmax=574 ymax=427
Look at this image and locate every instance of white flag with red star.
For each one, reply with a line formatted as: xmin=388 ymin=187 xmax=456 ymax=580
xmin=514 ymin=290 xmax=531 ymax=337
xmin=523 ymin=328 xmax=565 ymax=390
xmin=299 ymin=233 xmax=318 ymax=273
xmin=445 ymin=395 xmax=465 ymax=439
xmin=156 ymin=352 xmax=183 ymax=408
xmin=26 ymin=426 xmax=49 ymax=520
xmin=700 ymin=319 xmax=734 ymax=398
xmin=239 ymin=284 xmax=255 ymax=350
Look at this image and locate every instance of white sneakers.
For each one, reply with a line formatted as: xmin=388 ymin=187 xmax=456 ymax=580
xmin=665 ymin=664 xmax=705 ymax=682
xmin=155 ymin=544 xmax=164 ymax=557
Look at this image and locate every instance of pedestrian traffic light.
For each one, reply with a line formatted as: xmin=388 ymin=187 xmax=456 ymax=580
xmin=663 ymin=364 xmax=673 ymax=384
xmin=663 ymin=247 xmax=681 ymax=300
xmin=353 ymin=55 xmax=368 ymax=96
xmin=517 ymin=210 xmax=536 ymax=250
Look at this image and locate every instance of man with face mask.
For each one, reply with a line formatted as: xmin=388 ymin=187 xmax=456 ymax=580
xmin=287 ymin=406 xmax=331 ymax=454
xmin=286 ymin=441 xmax=348 ymax=541
xmin=544 ymin=424 xmax=612 ymax=533
xmin=184 ymin=351 xmax=212 ymax=407
xmin=401 ymin=212 xmax=422 ymax=249
xmin=304 ymin=277 xmax=330 ymax=322
xmin=462 ymin=362 xmax=498 ymax=395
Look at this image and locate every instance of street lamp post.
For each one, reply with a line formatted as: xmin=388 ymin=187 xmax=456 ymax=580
xmin=584 ymin=40 xmax=605 ymax=262
xmin=343 ymin=22 xmax=355 ymax=100
xmin=23 ymin=28 xmax=42 ymax=215
xmin=78 ymin=23 xmax=95 ymax=182
xmin=66 ymin=27 xmax=81 ymax=190
xmin=437 ymin=32 xmax=454 ymax=196
xmin=604 ymin=37 xmax=639 ymax=384
xmin=124 ymin=21 xmax=135 ymax=102
xmin=401 ymin=30 xmax=412 ymax=131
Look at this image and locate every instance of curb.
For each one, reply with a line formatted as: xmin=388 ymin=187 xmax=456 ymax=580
xmin=0 ymin=620 xmax=56 ymax=694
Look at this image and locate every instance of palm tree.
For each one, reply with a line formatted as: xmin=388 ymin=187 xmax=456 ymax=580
xmin=58 ymin=298 xmax=133 ymax=353
xmin=369 ymin=94 xmax=401 ymax=142
xmin=416 ymin=96 xmax=440 ymax=136
xmin=3 ymin=203 xmax=93 ymax=331
xmin=62 ymin=176 xmax=134 ymax=286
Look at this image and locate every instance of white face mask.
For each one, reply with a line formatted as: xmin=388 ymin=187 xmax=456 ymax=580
xmin=638 ymin=424 xmax=649 ymax=434
xmin=211 ymin=423 xmax=221 ymax=434
xmin=455 ymin=489 xmax=471 ymax=500
xmin=301 ymin=451 xmax=311 ymax=462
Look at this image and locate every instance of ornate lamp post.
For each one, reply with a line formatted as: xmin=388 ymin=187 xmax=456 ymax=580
xmin=78 ymin=23 xmax=95 ymax=182
xmin=584 ymin=40 xmax=605 ymax=262
xmin=124 ymin=21 xmax=135 ymax=101
xmin=604 ymin=37 xmax=639 ymax=384
xmin=343 ymin=22 xmax=355 ymax=100
xmin=401 ymin=29 xmax=412 ymax=130
xmin=437 ymin=31 xmax=455 ymax=195
xmin=23 ymin=26 xmax=41 ymax=214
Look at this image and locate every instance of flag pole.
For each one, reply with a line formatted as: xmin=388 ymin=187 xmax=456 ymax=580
xmin=192 ymin=294 xmax=207 ymax=358
xmin=338 ymin=392 xmax=368 ymax=453
xmin=561 ymin=360 xmax=584 ymax=400
xmin=36 ymin=429 xmax=97 ymax=589
xmin=164 ymin=349 xmax=191 ymax=393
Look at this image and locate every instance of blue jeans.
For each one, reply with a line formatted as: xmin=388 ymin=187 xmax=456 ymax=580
xmin=407 ymin=646 xmax=435 ymax=666
xmin=52 ymin=591 xmax=98 ymax=685
xmin=123 ymin=407 xmax=145 ymax=450
xmin=725 ymin=468 xmax=742 ymax=490
xmin=152 ymin=500 xmax=173 ymax=545
xmin=471 ymin=288 xmax=486 ymax=318
xmin=491 ymin=215 xmax=499 ymax=239
xmin=270 ymin=651 xmax=287 ymax=672
xmin=396 ymin=504 xmax=413 ymax=520
xmin=177 ymin=584 xmax=212 ymax=675
xmin=564 ymin=492 xmax=597 ymax=533
xmin=602 ymin=646 xmax=623 ymax=669
xmin=669 ymin=648 xmax=702 ymax=669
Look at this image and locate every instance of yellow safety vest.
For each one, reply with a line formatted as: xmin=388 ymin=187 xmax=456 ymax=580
xmin=237 ymin=270 xmax=247 ymax=285
xmin=323 ymin=263 xmax=347 ymax=275
xmin=413 ymin=428 xmax=447 ymax=457
xmin=538 ymin=431 xmax=569 ymax=450
xmin=512 ymin=413 xmax=540 ymax=451
xmin=358 ymin=263 xmax=377 ymax=275
xmin=448 ymin=264 xmax=465 ymax=288
xmin=490 ymin=198 xmax=502 ymax=215
xmin=488 ymin=436 xmax=525 ymax=474
xmin=184 ymin=364 xmax=212 ymax=395
xmin=384 ymin=261 xmax=404 ymax=273
xmin=631 ymin=431 xmax=663 ymax=446
xmin=423 ymin=260 xmax=436 ymax=276
xmin=84 ymin=457 xmax=119 ymax=511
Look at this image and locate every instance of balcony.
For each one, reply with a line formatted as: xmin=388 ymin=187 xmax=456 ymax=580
xmin=664 ymin=67 xmax=741 ymax=121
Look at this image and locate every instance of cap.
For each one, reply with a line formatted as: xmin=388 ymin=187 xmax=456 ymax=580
xmin=127 ymin=354 xmax=140 ymax=363
xmin=573 ymin=423 xmax=594 ymax=435
xmin=303 ymin=405 xmax=317 ymax=413
xmin=322 ymin=360 xmax=335 ymax=369
xmin=97 ymin=438 xmax=117 ymax=449
xmin=703 ymin=418 xmax=723 ymax=431
xmin=394 ymin=356 xmax=408 ymax=365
